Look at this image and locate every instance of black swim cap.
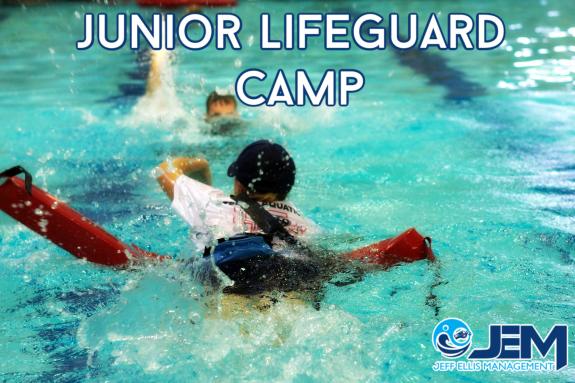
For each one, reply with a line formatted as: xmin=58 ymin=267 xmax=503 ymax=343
xmin=227 ymin=140 xmax=296 ymax=197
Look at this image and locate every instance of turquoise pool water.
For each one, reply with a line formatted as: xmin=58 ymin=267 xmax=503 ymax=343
xmin=1 ymin=0 xmax=574 ymax=381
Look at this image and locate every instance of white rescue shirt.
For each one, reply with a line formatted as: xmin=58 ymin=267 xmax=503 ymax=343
xmin=171 ymin=175 xmax=316 ymax=248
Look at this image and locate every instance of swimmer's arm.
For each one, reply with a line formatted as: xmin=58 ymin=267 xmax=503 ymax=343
xmin=156 ymin=158 xmax=212 ymax=200
xmin=145 ymin=49 xmax=170 ymax=96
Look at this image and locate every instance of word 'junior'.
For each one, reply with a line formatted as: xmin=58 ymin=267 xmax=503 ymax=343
xmin=77 ymin=12 xmax=505 ymax=107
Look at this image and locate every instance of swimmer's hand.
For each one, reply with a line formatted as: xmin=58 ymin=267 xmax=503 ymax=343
xmin=156 ymin=157 xmax=212 ymax=200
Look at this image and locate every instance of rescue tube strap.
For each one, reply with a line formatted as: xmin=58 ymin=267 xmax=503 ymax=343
xmin=230 ymin=192 xmax=298 ymax=246
xmin=0 ymin=166 xmax=32 ymax=194
xmin=424 ymin=237 xmax=435 ymax=260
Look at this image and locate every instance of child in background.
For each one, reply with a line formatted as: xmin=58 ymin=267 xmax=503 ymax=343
xmin=145 ymin=49 xmax=240 ymax=128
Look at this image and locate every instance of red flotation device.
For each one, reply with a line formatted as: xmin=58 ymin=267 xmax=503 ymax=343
xmin=0 ymin=166 xmax=434 ymax=269
xmin=136 ymin=0 xmax=236 ymax=8
xmin=343 ymin=228 xmax=435 ymax=267
xmin=0 ymin=167 xmax=160 ymax=266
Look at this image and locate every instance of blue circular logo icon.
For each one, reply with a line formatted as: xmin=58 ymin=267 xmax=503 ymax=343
xmin=432 ymin=318 xmax=473 ymax=358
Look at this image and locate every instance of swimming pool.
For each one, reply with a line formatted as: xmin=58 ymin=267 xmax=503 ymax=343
xmin=1 ymin=0 xmax=574 ymax=381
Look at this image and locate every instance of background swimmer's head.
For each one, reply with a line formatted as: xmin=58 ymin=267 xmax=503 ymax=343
xmin=228 ymin=140 xmax=296 ymax=202
xmin=206 ymin=91 xmax=237 ymax=119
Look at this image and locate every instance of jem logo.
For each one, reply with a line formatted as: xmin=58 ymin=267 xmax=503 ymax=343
xmin=432 ymin=318 xmax=569 ymax=370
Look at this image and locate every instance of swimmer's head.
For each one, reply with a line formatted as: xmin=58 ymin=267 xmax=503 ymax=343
xmin=228 ymin=140 xmax=296 ymax=202
xmin=206 ymin=91 xmax=237 ymax=119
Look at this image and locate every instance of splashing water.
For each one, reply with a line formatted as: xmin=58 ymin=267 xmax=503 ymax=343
xmin=1 ymin=1 xmax=574 ymax=382
xmin=122 ymin=49 xmax=188 ymax=126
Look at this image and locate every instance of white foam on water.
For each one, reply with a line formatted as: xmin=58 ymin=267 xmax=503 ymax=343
xmin=76 ymin=264 xmax=382 ymax=381
xmin=73 ymin=107 xmax=99 ymax=125
xmin=119 ymin=49 xmax=209 ymax=145
xmin=256 ymin=104 xmax=339 ymax=136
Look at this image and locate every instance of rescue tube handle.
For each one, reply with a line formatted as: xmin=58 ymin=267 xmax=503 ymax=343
xmin=424 ymin=236 xmax=435 ymax=261
xmin=0 ymin=166 xmax=32 ymax=195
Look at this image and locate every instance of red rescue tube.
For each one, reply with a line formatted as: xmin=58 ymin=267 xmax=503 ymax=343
xmin=0 ymin=175 xmax=160 ymax=266
xmin=0 ymin=167 xmax=432 ymax=269
xmin=344 ymin=228 xmax=435 ymax=268
xmin=136 ymin=0 xmax=237 ymax=8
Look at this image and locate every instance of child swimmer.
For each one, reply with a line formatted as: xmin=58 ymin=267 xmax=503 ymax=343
xmin=156 ymin=140 xmax=316 ymax=248
xmin=156 ymin=140 xmax=371 ymax=310
xmin=145 ymin=48 xmax=242 ymax=133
